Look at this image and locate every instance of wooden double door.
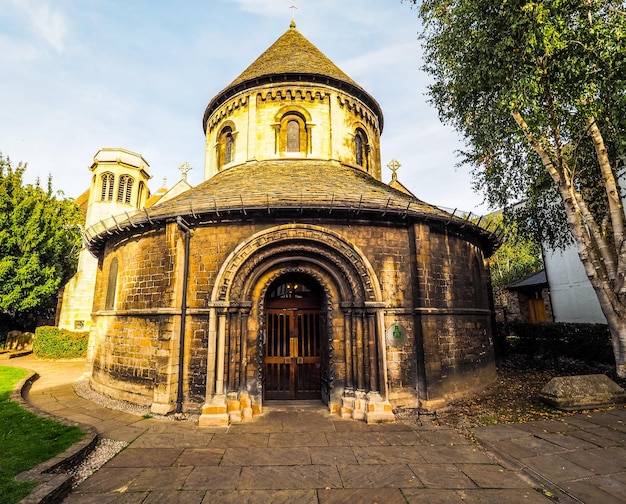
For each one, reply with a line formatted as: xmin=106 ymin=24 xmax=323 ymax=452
xmin=264 ymin=308 xmax=323 ymax=400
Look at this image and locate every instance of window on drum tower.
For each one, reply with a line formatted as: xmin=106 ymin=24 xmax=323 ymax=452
xmin=100 ymin=172 xmax=115 ymax=201
xmin=218 ymin=126 xmax=234 ymax=169
xmin=117 ymin=175 xmax=134 ymax=204
xmin=354 ymin=128 xmax=369 ymax=170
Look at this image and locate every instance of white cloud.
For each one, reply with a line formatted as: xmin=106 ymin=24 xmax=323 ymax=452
xmin=10 ymin=0 xmax=68 ymax=52
xmin=0 ymin=33 xmax=40 ymax=62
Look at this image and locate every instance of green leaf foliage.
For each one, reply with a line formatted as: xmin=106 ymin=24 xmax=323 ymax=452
xmin=33 ymin=326 xmax=89 ymax=359
xmin=411 ymin=0 xmax=626 ymax=375
xmin=413 ymin=0 xmax=626 ymax=247
xmin=485 ymin=213 xmax=544 ymax=303
xmin=0 ymin=153 xmax=83 ymax=322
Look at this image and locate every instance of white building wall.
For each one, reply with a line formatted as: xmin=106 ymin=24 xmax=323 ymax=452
xmin=544 ymin=245 xmax=606 ymax=323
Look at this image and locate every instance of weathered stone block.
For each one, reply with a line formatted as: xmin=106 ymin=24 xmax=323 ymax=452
xmin=539 ymin=374 xmax=626 ymax=411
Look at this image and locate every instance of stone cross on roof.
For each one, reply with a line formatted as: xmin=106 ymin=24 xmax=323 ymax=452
xmin=178 ymin=162 xmax=192 ymax=181
xmin=387 ymin=159 xmax=401 ymax=182
xmin=290 ymin=0 xmax=298 ymax=22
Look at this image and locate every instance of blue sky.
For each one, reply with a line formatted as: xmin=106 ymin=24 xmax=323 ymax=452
xmin=0 ymin=0 xmax=488 ymax=213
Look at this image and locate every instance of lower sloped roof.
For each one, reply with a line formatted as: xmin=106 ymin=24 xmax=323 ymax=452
xmin=85 ymin=160 xmax=499 ymax=254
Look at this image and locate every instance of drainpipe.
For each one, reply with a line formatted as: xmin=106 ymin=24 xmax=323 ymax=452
xmin=175 ymin=216 xmax=192 ymax=417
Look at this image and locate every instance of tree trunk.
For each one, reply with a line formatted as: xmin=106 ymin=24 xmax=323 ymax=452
xmin=511 ymin=110 xmax=626 ymax=377
xmin=604 ymin=309 xmax=626 ymax=378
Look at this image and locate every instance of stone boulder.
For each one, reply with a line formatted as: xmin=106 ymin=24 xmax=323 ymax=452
xmin=539 ymin=374 xmax=626 ymax=411
xmin=5 ymin=330 xmax=34 ymax=351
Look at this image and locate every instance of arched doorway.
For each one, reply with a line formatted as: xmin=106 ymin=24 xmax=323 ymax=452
xmin=263 ymin=273 xmax=327 ymax=401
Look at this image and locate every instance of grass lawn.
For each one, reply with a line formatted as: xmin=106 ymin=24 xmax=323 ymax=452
xmin=0 ymin=366 xmax=84 ymax=504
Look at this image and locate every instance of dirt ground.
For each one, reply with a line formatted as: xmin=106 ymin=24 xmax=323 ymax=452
xmin=399 ymin=355 xmax=626 ymax=439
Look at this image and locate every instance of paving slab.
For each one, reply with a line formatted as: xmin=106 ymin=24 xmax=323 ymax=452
xmin=351 ymin=445 xmax=426 ymax=464
xmin=143 ymin=490 xmax=206 ymax=504
xmin=268 ymin=431 xmax=328 ymax=447
xmin=419 ymin=444 xmax=494 ymax=464
xmin=309 ymin=446 xmax=358 ymax=465
xmin=72 ymin=467 xmax=144 ymax=493
xmin=401 ymin=488 xmax=472 ymax=503
xmin=220 ymin=446 xmax=312 ymax=465
xmin=560 ymin=479 xmax=626 ymax=504
xmin=208 ymin=489 xmax=318 ymax=504
xmin=173 ymin=447 xmax=225 ymax=466
xmin=457 ymin=463 xmax=530 ymax=489
xmin=105 ymin=447 xmax=184 ymax=467
xmin=452 ymin=488 xmax=555 ymax=503
xmin=127 ymin=466 xmax=194 ymax=491
xmin=238 ymin=465 xmax=342 ymax=489
xmin=64 ymin=492 xmax=150 ymax=504
xmin=182 ymin=466 xmax=243 ymax=490
xmin=318 ymin=488 xmax=406 ymax=504
xmin=408 ymin=463 xmax=476 ymax=489
xmin=338 ymin=463 xmax=422 ymax=488
xmin=13 ymin=354 xmax=626 ymax=504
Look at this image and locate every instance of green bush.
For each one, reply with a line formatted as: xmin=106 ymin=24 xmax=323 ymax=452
xmin=33 ymin=326 xmax=89 ymax=359
xmin=497 ymin=322 xmax=614 ymax=364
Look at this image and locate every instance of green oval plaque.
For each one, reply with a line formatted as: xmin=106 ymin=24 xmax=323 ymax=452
xmin=386 ymin=323 xmax=407 ymax=347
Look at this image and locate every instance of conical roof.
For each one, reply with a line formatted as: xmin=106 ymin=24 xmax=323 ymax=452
xmin=230 ymin=22 xmax=360 ymax=89
xmin=203 ymin=23 xmax=383 ymax=132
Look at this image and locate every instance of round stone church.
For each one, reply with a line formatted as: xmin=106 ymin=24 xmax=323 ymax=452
xmin=81 ymin=23 xmax=498 ymax=425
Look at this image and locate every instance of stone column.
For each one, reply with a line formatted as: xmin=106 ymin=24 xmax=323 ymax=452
xmin=341 ymin=308 xmax=355 ymax=418
xmin=364 ymin=309 xmax=395 ymax=424
xmin=353 ymin=309 xmax=366 ymax=420
xmin=366 ymin=311 xmax=379 ymax=393
xmin=199 ymin=307 xmax=229 ymax=426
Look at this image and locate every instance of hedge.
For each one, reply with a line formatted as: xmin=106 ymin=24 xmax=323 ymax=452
xmin=33 ymin=326 xmax=89 ymax=359
xmin=497 ymin=322 xmax=614 ymax=364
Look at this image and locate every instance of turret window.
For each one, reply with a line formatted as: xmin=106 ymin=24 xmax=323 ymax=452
xmin=100 ymin=172 xmax=115 ymax=201
xmin=117 ymin=175 xmax=134 ymax=204
xmin=278 ymin=113 xmax=308 ymax=156
xmin=217 ymin=125 xmax=235 ymax=170
xmin=137 ymin=181 xmax=146 ymax=206
xmin=354 ymin=128 xmax=369 ymax=170
xmin=286 ymin=120 xmax=300 ymax=152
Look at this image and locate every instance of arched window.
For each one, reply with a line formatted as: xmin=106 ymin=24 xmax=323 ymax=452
xmin=105 ymin=257 xmax=118 ymax=310
xmin=354 ymin=128 xmax=369 ymax=169
xmin=100 ymin=172 xmax=115 ymax=201
xmin=278 ymin=113 xmax=308 ymax=156
xmin=217 ymin=126 xmax=235 ymax=170
xmin=137 ymin=182 xmax=145 ymax=207
xmin=117 ymin=175 xmax=134 ymax=204
xmin=286 ymin=120 xmax=300 ymax=152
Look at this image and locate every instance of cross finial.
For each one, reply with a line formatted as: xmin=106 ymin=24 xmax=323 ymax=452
xmin=387 ymin=159 xmax=401 ymax=181
xmin=290 ymin=0 xmax=298 ymax=25
xmin=178 ymin=161 xmax=192 ymax=181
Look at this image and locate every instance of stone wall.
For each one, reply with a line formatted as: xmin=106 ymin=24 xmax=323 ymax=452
xmin=88 ymin=216 xmax=495 ymax=414
xmin=203 ymin=83 xmax=381 ymax=181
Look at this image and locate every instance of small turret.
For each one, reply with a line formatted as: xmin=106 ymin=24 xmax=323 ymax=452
xmin=86 ymin=148 xmax=152 ymax=227
xmin=57 ymin=148 xmax=152 ymax=332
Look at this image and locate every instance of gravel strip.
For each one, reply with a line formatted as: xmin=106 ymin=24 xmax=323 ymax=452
xmin=72 ymin=377 xmax=200 ymax=422
xmin=69 ymin=438 xmax=127 ymax=487
xmin=73 ymin=378 xmax=151 ymax=416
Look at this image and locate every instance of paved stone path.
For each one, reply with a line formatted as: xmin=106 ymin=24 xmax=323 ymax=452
xmin=6 ymin=355 xmax=626 ymax=503
xmin=475 ymin=411 xmax=626 ymax=503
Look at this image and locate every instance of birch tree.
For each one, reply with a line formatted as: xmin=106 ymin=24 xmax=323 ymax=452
xmin=412 ymin=0 xmax=626 ymax=374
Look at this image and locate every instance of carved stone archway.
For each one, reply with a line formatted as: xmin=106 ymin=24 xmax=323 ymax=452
xmin=198 ymin=224 xmax=394 ymax=426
